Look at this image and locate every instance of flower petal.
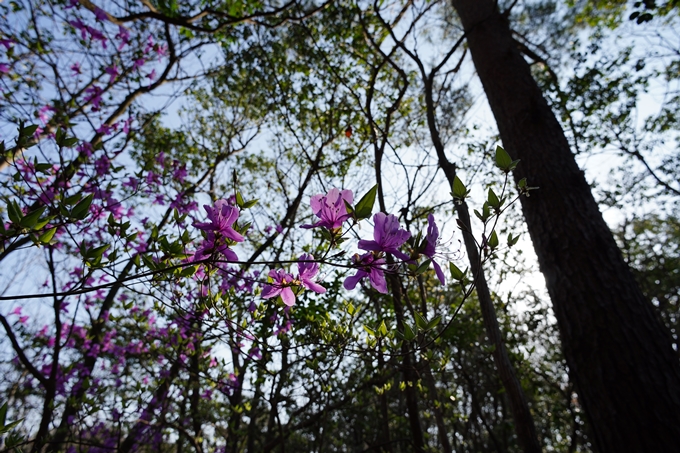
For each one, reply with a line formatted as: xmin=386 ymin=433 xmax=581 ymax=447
xmin=281 ymin=287 xmax=296 ymax=306
xmin=343 ymin=271 xmax=366 ymax=290
xmin=302 ymin=279 xmax=326 ymax=294
xmin=261 ymin=285 xmax=282 ymax=299
xmin=432 ymin=260 xmax=446 ymax=285
xmin=358 ymin=239 xmax=382 ymax=252
xmin=369 ymin=268 xmax=388 ymax=294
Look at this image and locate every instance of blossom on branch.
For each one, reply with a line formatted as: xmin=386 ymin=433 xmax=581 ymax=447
xmin=358 ymin=212 xmax=411 ymax=261
xmin=423 ymin=214 xmax=446 ymax=285
xmin=193 ymin=199 xmax=244 ymax=263
xmin=261 ymin=254 xmax=326 ymax=306
xmin=301 ymin=188 xmax=353 ymax=231
xmin=343 ymin=252 xmax=388 ymax=294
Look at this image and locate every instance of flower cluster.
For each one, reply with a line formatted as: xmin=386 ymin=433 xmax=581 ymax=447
xmin=194 ymin=200 xmax=244 ymax=262
xmin=259 ymin=187 xmax=449 ymax=304
xmin=261 ymin=254 xmax=326 ymax=306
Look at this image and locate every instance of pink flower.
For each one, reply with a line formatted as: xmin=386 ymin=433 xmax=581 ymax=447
xmin=123 ymin=116 xmax=133 ymax=134
xmin=301 ymin=188 xmax=353 ymax=230
xmin=261 ymin=254 xmax=325 ymax=306
xmin=93 ymin=7 xmax=108 ymax=22
xmin=115 ymin=26 xmax=130 ymax=50
xmin=297 ymin=254 xmax=326 ymax=294
xmin=0 ymin=63 xmax=10 ymax=74
xmin=344 ymin=252 xmax=388 ymax=294
xmin=84 ymin=85 xmax=103 ymax=109
xmin=261 ymin=269 xmax=296 ymax=306
xmin=77 ymin=142 xmax=93 ymax=157
xmin=193 ymin=200 xmax=244 ymax=262
xmin=96 ymin=123 xmax=114 ymax=136
xmin=423 ymin=214 xmax=445 ymax=285
xmin=0 ymin=38 xmax=15 ymax=49
xmin=70 ymin=62 xmax=81 ymax=75
xmin=105 ymin=65 xmax=119 ymax=83
xmin=194 ymin=200 xmax=244 ymax=243
xmin=358 ymin=212 xmax=411 ymax=261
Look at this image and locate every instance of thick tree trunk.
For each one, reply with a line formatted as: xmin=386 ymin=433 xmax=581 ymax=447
xmin=450 ymin=1 xmax=680 ymax=451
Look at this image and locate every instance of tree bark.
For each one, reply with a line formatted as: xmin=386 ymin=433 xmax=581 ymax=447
xmin=450 ymin=1 xmax=680 ymax=451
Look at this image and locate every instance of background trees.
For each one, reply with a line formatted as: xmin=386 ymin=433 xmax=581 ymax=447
xmin=1 ymin=0 xmax=678 ymax=452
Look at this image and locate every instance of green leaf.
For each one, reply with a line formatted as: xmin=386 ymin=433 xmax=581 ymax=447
xmin=35 ymin=163 xmax=53 ymax=173
xmin=355 ymin=184 xmax=378 ymax=219
xmin=363 ymin=324 xmax=376 ymax=337
xmin=487 ymin=188 xmax=500 ymax=210
xmin=452 ymin=176 xmax=467 ymax=201
xmin=20 ymin=206 xmax=45 ymax=229
xmin=0 ymin=402 xmax=7 ymax=426
xmin=415 ymin=259 xmax=431 ymax=275
xmin=243 ymin=199 xmax=258 ymax=209
xmin=235 ymin=192 xmax=245 ymax=208
xmin=403 ymin=323 xmax=416 ymax=341
xmin=61 ymin=137 xmax=79 ymax=148
xmin=414 ymin=311 xmax=428 ymax=331
xmin=426 ymin=315 xmax=442 ymax=331
xmin=179 ymin=265 xmax=197 ymax=277
xmin=63 ymin=193 xmax=82 ymax=206
xmin=378 ymin=320 xmax=387 ymax=336
xmin=495 ymin=146 xmax=514 ymax=172
xmin=518 ymin=177 xmax=527 ymax=189
xmin=347 ymin=303 xmax=356 ymax=316
xmin=343 ymin=199 xmax=354 ymax=217
xmin=88 ymin=244 xmax=110 ymax=259
xmin=449 ymin=263 xmax=465 ymax=281
xmin=71 ymin=194 xmax=93 ymax=220
xmin=7 ymin=201 xmax=22 ymax=225
xmin=488 ymin=231 xmax=499 ymax=249
xmin=38 ymin=227 xmax=57 ymax=243
xmin=20 ymin=124 xmax=39 ymax=138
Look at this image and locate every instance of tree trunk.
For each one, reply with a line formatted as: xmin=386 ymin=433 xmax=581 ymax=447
xmin=450 ymin=1 xmax=680 ymax=451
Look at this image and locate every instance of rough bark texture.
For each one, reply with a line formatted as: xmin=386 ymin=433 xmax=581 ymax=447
xmin=450 ymin=1 xmax=680 ymax=451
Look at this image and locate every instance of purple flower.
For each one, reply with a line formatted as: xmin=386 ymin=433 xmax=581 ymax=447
xmin=70 ymin=62 xmax=81 ymax=75
xmin=0 ymin=38 xmax=15 ymax=49
xmin=173 ymin=163 xmax=187 ymax=183
xmin=261 ymin=269 xmax=296 ymax=306
xmin=96 ymin=123 xmax=114 ymax=136
xmin=301 ymin=188 xmax=353 ymax=230
xmin=344 ymin=252 xmax=388 ymax=294
xmin=69 ymin=19 xmax=88 ymax=39
xmin=261 ymin=254 xmax=326 ymax=306
xmin=297 ymin=254 xmax=326 ymax=294
xmin=116 ymin=27 xmax=130 ymax=50
xmin=93 ymin=7 xmax=108 ymax=22
xmin=147 ymin=69 xmax=157 ymax=81
xmin=423 ymin=214 xmax=446 ymax=285
xmin=194 ymin=200 xmax=244 ymax=243
xmin=193 ymin=200 xmax=244 ymax=262
xmin=358 ymin=212 xmax=411 ymax=261
xmin=0 ymin=63 xmax=10 ymax=74
xmin=133 ymin=58 xmax=145 ymax=70
xmin=123 ymin=116 xmax=133 ymax=134
xmin=84 ymin=85 xmax=103 ymax=109
xmin=105 ymin=65 xmax=119 ymax=83
xmin=38 ymin=105 xmax=55 ymax=124
xmin=77 ymin=142 xmax=93 ymax=157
